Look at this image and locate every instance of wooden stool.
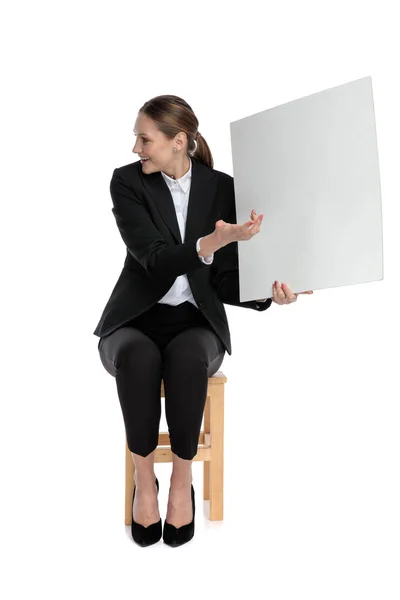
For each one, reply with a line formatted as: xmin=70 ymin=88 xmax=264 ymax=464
xmin=125 ymin=370 xmax=227 ymax=525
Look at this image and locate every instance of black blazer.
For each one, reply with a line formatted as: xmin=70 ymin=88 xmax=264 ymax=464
xmin=92 ymin=156 xmax=272 ymax=355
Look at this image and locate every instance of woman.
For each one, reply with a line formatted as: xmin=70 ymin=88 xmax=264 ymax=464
xmin=93 ymin=95 xmax=313 ymax=547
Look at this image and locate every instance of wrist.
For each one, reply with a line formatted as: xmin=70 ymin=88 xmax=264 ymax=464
xmin=198 ymin=232 xmax=223 ymax=257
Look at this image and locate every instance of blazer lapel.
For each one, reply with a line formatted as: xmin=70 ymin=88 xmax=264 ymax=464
xmin=141 ymin=157 xmax=218 ymax=246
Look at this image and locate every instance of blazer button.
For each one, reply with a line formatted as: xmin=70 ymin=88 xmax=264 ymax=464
xmin=199 ymin=302 xmax=204 ymax=308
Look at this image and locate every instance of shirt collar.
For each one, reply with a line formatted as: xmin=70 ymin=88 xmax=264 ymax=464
xmin=161 ymin=157 xmax=192 ymax=194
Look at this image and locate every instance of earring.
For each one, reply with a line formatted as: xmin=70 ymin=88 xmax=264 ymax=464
xmin=173 ymin=148 xmax=177 ymax=152
xmin=190 ymin=139 xmax=198 ymax=155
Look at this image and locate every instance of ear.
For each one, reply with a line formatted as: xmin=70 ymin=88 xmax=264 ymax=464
xmin=175 ymin=131 xmax=188 ymax=150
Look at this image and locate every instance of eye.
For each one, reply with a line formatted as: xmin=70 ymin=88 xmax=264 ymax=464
xmin=142 ymin=139 xmax=148 ymax=144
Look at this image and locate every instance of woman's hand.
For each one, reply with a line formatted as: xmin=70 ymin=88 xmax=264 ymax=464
xmin=214 ymin=209 xmax=264 ymax=247
xmin=272 ymin=280 xmax=313 ymax=305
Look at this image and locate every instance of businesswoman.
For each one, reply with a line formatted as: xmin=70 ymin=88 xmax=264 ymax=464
xmin=93 ymin=95 xmax=313 ymax=547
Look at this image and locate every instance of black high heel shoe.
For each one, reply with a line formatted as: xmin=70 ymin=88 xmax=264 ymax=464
xmin=131 ymin=477 xmax=162 ymax=547
xmin=163 ymin=484 xmax=195 ymax=547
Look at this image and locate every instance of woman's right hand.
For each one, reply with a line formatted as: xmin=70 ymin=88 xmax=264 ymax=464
xmin=214 ymin=209 xmax=264 ymax=247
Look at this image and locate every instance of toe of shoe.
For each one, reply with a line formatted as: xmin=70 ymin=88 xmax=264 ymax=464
xmin=132 ymin=519 xmax=162 ymax=546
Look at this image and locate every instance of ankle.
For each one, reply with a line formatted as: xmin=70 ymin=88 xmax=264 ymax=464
xmin=131 ymin=451 xmax=156 ymax=485
xmin=134 ymin=472 xmax=157 ymax=488
xmin=170 ymin=473 xmax=192 ymax=489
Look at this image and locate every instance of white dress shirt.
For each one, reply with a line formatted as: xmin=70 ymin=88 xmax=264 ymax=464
xmin=157 ymin=157 xmax=268 ymax=307
xmin=158 ymin=157 xmax=213 ymax=307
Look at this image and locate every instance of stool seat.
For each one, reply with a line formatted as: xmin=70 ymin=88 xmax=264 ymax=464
xmin=125 ymin=370 xmax=227 ymax=524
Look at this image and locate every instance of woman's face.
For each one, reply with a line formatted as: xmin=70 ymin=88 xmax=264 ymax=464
xmin=132 ymin=113 xmax=187 ymax=173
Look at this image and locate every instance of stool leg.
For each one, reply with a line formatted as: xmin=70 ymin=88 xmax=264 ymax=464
xmin=209 ymin=385 xmax=224 ymax=521
xmin=125 ymin=441 xmax=135 ymax=526
xmin=203 ymin=395 xmax=211 ymax=501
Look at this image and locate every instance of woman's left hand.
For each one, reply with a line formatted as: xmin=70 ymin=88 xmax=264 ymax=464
xmin=272 ymin=280 xmax=313 ymax=305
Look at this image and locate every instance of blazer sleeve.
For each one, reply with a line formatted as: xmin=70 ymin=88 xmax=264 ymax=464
xmin=110 ymin=168 xmax=211 ymax=278
xmin=211 ymin=176 xmax=272 ymax=312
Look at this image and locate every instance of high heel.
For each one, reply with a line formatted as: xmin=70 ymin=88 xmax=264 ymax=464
xmin=131 ymin=477 xmax=162 ymax=547
xmin=163 ymin=484 xmax=195 ymax=547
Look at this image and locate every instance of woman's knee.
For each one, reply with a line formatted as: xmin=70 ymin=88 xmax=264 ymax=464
xmin=99 ymin=327 xmax=162 ymax=373
xmin=208 ymin=350 xmax=225 ymax=378
xmin=163 ymin=327 xmax=222 ymax=370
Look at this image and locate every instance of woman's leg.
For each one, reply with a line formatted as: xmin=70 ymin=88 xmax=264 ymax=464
xmin=162 ymin=326 xmax=225 ymax=526
xmin=98 ymin=327 xmax=163 ymax=526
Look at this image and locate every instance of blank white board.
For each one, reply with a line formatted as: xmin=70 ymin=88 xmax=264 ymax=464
xmin=230 ymin=76 xmax=383 ymax=302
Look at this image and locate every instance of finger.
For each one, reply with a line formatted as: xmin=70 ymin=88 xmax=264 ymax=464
xmin=250 ymin=214 xmax=263 ymax=231
xmin=251 ymin=209 xmax=261 ymax=224
xmin=246 ymin=217 xmax=262 ymax=233
xmin=272 ymin=282 xmax=279 ymax=302
xmin=273 ymin=285 xmax=287 ymax=304
xmin=248 ymin=213 xmax=262 ymax=223
xmin=281 ymin=283 xmax=296 ymax=302
xmin=274 ymin=281 xmax=287 ymax=302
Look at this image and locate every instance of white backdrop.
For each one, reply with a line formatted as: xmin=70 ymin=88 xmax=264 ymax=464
xmin=1 ymin=1 xmax=399 ymax=598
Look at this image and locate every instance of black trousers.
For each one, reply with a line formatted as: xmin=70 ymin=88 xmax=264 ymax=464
xmin=98 ymin=301 xmax=226 ymax=460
